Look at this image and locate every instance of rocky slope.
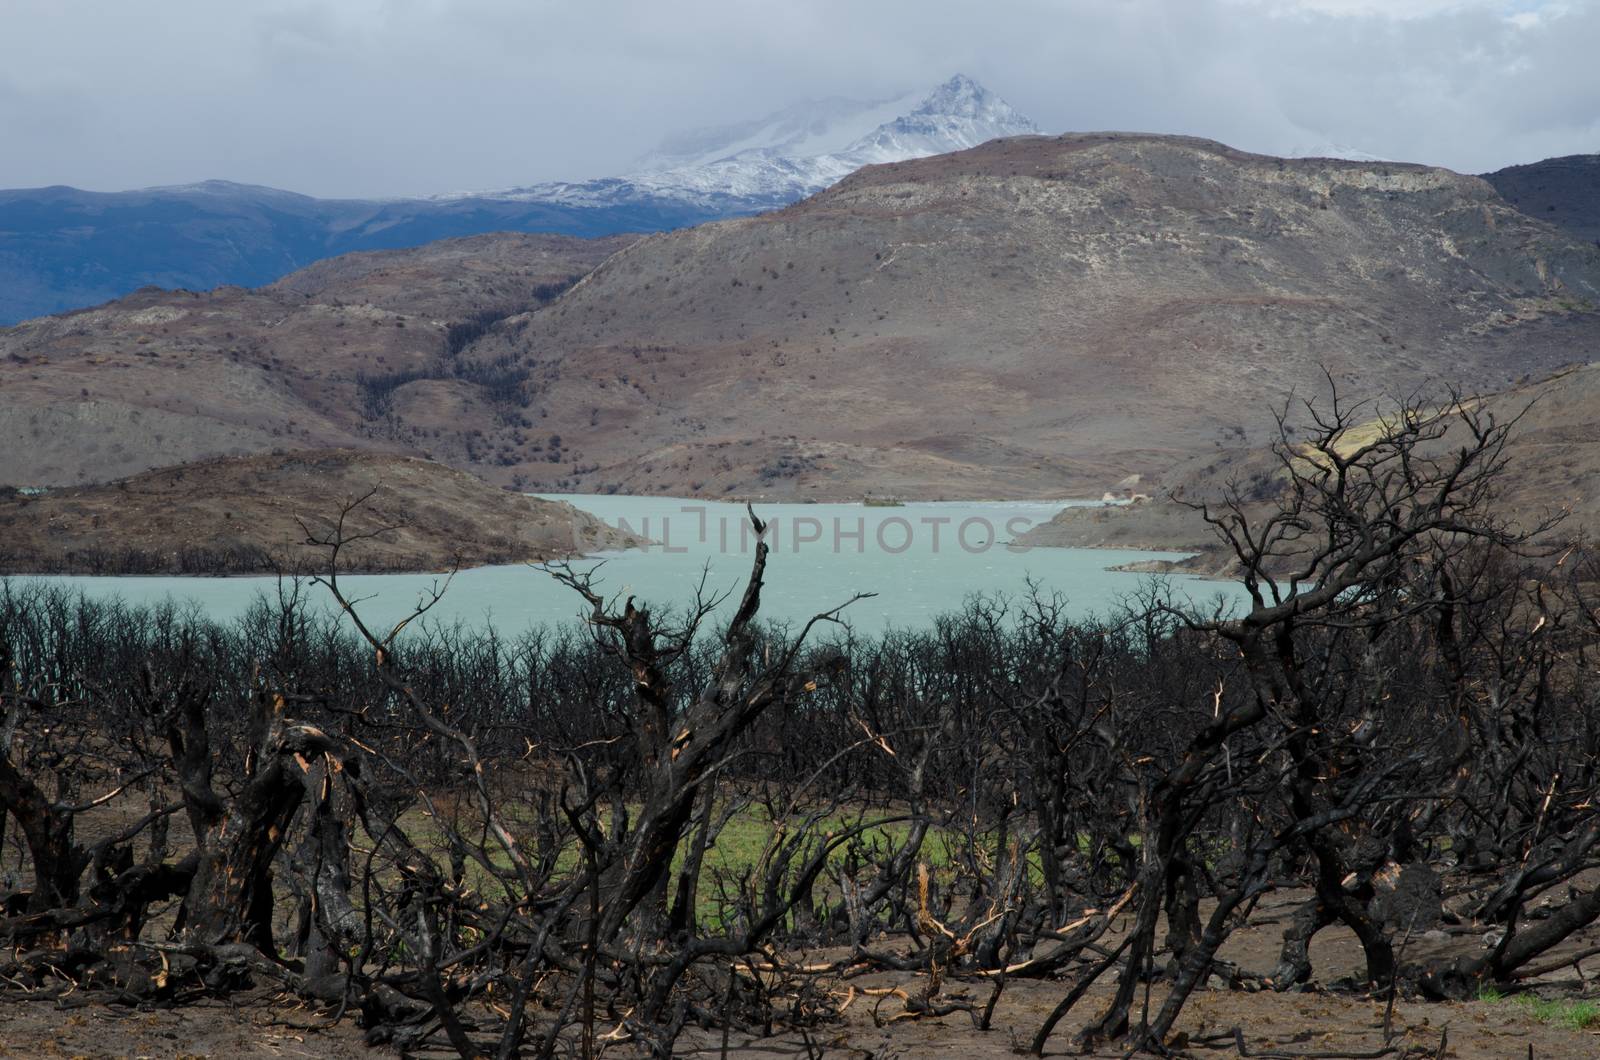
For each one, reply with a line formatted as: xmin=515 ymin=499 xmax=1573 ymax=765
xmin=451 ymin=133 xmax=1600 ymax=499
xmin=0 ymin=232 xmax=633 ymax=486
xmin=0 ymin=449 xmax=639 ymax=574
xmin=6 ymin=134 xmax=1600 ymax=500
xmin=1483 ymin=154 xmax=1600 ymax=247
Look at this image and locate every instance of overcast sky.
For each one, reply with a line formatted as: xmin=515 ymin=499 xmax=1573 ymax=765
xmin=1 ymin=0 xmax=1594 ymax=198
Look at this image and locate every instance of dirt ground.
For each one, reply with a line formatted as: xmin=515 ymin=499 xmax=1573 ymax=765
xmin=2 ymin=975 xmax=1590 ymax=1059
xmin=684 ymin=885 xmax=1600 ymax=1058
xmin=0 ymin=994 xmax=372 ymax=1059
xmin=5 ymin=887 xmax=1599 ymax=1058
xmin=4 ymin=799 xmax=1597 ymax=1058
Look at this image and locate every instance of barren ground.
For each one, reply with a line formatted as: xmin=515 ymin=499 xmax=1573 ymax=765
xmin=5 ymin=886 xmax=1597 ymax=1058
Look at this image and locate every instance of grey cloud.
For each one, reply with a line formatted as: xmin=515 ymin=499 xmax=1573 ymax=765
xmin=0 ymin=0 xmax=1593 ymax=197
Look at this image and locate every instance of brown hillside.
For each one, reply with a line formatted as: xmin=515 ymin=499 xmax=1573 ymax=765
xmin=0 ymin=232 xmax=634 ymax=487
xmin=4 ymin=135 xmax=1599 ymax=500
xmin=457 ymin=133 xmax=1600 ymax=498
xmin=0 ymin=449 xmax=639 ymax=574
xmin=261 ymin=231 xmax=630 ymax=318
xmin=1018 ymin=362 xmax=1600 ymax=569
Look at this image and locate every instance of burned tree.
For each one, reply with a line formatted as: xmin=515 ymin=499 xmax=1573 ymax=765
xmin=1034 ymin=385 xmax=1591 ymax=1053
xmin=3 ymin=385 xmax=1600 ymax=1058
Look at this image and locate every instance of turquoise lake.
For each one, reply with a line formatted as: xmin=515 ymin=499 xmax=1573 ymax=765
xmin=14 ymin=496 xmax=1243 ymax=636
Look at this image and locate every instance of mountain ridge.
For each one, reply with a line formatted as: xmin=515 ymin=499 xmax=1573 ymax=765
xmin=1482 ymin=153 xmax=1600 ymax=247
xmin=6 ymin=132 xmax=1596 ymax=503
xmin=0 ymin=75 xmax=1035 ymax=325
xmin=447 ymin=131 xmax=1599 ymax=499
xmin=436 ymin=75 xmax=1039 ymax=211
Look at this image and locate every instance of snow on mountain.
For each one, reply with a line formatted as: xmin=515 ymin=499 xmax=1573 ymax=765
xmin=1283 ymin=141 xmax=1389 ymax=163
xmin=841 ymin=74 xmax=1039 ymax=164
xmin=631 ymin=91 xmax=924 ymax=172
xmin=469 ymin=75 xmax=1039 ymax=212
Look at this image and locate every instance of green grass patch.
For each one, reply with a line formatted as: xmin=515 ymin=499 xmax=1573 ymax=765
xmin=393 ymin=798 xmax=962 ymax=925
xmin=1476 ymin=984 xmax=1600 ymax=1031
xmin=1514 ymin=994 xmax=1600 ymax=1031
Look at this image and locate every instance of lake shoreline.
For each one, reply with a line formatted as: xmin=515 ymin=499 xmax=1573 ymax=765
xmin=10 ymin=495 xmax=1242 ymax=634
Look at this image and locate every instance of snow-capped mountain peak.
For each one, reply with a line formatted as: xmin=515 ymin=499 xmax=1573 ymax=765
xmin=843 ymin=73 xmax=1038 ymax=166
xmin=913 ymin=73 xmax=1017 ymax=121
xmin=465 ymin=75 xmax=1039 ymax=212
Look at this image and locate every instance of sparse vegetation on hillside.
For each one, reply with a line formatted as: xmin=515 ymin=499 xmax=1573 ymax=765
xmin=0 ymin=234 xmax=630 ymax=489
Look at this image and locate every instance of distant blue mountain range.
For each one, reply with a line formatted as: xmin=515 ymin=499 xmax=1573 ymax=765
xmin=0 ymin=75 xmax=1039 ymax=325
xmin=0 ymin=181 xmax=735 ymax=325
